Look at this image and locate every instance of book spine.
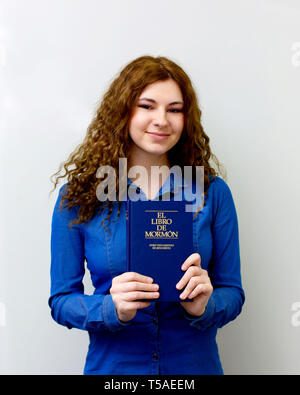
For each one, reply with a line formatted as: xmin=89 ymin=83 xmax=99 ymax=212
xmin=126 ymin=199 xmax=130 ymax=272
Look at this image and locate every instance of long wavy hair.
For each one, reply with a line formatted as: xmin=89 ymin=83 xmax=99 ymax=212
xmin=50 ymin=55 xmax=226 ymax=228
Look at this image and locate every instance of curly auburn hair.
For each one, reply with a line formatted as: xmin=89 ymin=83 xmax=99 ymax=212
xmin=50 ymin=55 xmax=226 ymax=228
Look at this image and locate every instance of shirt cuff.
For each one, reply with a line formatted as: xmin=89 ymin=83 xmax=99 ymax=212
xmin=102 ymin=294 xmax=131 ymax=332
xmin=182 ymin=295 xmax=215 ymax=331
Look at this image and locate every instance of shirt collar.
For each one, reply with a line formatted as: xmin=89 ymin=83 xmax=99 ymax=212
xmin=127 ymin=166 xmax=185 ymax=200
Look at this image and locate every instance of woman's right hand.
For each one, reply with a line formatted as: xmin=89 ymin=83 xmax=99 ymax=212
xmin=110 ymin=272 xmax=160 ymax=322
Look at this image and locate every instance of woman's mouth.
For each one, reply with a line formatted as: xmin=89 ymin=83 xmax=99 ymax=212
xmin=146 ymin=131 xmax=170 ymax=140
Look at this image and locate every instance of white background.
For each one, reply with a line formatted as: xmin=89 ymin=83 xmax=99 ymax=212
xmin=0 ymin=0 xmax=300 ymax=374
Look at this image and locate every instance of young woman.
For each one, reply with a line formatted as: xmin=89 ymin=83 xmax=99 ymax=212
xmin=49 ymin=55 xmax=245 ymax=375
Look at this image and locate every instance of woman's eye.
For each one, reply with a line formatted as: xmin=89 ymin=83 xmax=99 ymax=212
xmin=169 ymin=109 xmax=182 ymax=113
xmin=138 ymin=104 xmax=152 ymax=110
xmin=138 ymin=105 xmax=182 ymax=113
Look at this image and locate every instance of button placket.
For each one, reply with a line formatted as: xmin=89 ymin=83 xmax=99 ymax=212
xmin=150 ymin=305 xmax=160 ymax=373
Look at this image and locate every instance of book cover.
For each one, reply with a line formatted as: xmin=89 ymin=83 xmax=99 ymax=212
xmin=126 ymin=199 xmax=194 ymax=302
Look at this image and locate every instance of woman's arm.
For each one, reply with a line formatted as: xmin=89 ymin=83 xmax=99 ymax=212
xmin=182 ymin=178 xmax=245 ymax=331
xmin=48 ymin=185 xmax=129 ymax=332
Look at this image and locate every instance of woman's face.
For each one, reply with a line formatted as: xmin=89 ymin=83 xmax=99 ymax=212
xmin=128 ymin=79 xmax=184 ymax=160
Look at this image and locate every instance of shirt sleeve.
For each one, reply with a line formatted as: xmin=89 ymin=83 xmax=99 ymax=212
xmin=48 ymin=184 xmax=130 ymax=332
xmin=183 ymin=177 xmax=245 ymax=331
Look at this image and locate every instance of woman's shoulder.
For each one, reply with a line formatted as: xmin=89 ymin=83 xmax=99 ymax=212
xmin=207 ymin=175 xmax=238 ymax=224
xmin=208 ymin=174 xmax=231 ymax=194
xmin=207 ymin=175 xmax=236 ymax=208
xmin=57 ymin=182 xmax=70 ymax=196
xmin=54 ymin=183 xmax=71 ymax=207
xmin=53 ymin=182 xmax=80 ymax=219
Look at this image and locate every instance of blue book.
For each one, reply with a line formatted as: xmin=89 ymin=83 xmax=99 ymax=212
xmin=126 ymin=199 xmax=194 ymax=302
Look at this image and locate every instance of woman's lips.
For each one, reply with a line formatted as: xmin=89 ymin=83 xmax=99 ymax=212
xmin=146 ymin=131 xmax=170 ymax=140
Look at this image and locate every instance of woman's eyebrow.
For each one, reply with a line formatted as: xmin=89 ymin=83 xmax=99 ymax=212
xmin=139 ymin=97 xmax=184 ymax=105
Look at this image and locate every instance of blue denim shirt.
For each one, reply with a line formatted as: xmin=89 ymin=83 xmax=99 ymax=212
xmin=49 ymin=173 xmax=245 ymax=375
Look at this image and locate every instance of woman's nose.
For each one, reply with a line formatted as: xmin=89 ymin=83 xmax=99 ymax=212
xmin=152 ymin=109 xmax=169 ymax=127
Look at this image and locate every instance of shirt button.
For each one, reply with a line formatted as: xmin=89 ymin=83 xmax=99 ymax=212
xmin=152 ymin=318 xmax=158 ymax=325
xmin=153 ymin=353 xmax=158 ymax=361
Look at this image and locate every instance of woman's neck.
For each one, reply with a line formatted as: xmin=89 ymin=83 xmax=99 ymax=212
xmin=128 ymin=151 xmax=170 ymax=173
xmin=127 ymin=146 xmax=171 ymax=199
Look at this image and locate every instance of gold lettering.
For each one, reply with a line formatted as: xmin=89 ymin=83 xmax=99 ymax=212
xmin=151 ymin=218 xmax=172 ymax=225
xmin=157 ymin=212 xmax=166 ymax=218
xmin=145 ymin=231 xmax=178 ymax=238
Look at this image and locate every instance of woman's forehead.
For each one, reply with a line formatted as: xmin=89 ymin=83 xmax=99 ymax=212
xmin=139 ymin=79 xmax=183 ymax=102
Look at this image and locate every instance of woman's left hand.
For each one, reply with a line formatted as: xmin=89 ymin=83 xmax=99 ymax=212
xmin=176 ymin=253 xmax=213 ymax=317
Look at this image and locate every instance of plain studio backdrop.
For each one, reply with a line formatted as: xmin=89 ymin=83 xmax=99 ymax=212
xmin=0 ymin=0 xmax=299 ymax=375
